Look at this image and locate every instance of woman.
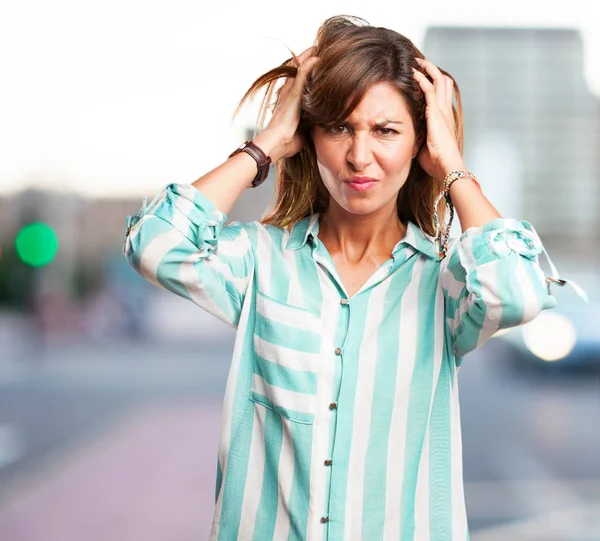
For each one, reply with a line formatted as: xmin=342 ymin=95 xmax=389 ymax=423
xmin=123 ymin=15 xmax=583 ymax=541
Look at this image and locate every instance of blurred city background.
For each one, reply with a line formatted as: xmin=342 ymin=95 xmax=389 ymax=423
xmin=1 ymin=2 xmax=599 ymax=540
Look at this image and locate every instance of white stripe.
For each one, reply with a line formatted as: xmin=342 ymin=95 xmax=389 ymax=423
xmin=209 ymin=275 xmax=256 ymax=539
xmin=383 ymin=256 xmax=425 ymax=538
xmin=137 ymin=224 xmax=234 ymax=326
xmin=255 ymin=224 xmax=273 ymax=295
xmin=251 ymin=374 xmax=316 ymax=415
xmin=519 ymin=257 xmax=544 ymax=324
xmin=254 ymin=335 xmax=320 ymax=373
xmin=285 ymin=229 xmax=305 ymax=307
xmin=344 ymin=281 xmax=390 ymax=541
xmin=138 ymin=228 xmax=184 ymax=288
xmin=439 ymin=239 xmax=466 ymax=298
xmin=256 ymin=291 xmax=321 ymax=332
xmin=179 ymin=252 xmax=233 ymax=327
xmin=457 ymin=235 xmax=477 ymax=280
xmin=272 ymin=417 xmax=295 ymax=540
xmin=169 ymin=190 xmax=198 ymax=241
xmin=431 ymin=283 xmax=447 ymax=409
xmin=414 ymin=283 xmax=446 ymax=539
xmin=218 ymin=230 xmax=252 ymax=258
xmin=448 ymin=295 xmax=472 ymax=337
xmin=236 ymin=402 xmax=267 ymax=539
xmin=205 ymin=253 xmax=249 ymax=296
xmin=475 ymin=261 xmax=501 ymax=349
xmin=306 ymin=272 xmax=339 ymax=540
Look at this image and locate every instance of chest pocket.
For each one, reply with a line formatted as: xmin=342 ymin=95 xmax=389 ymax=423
xmin=251 ymin=290 xmax=322 ymax=424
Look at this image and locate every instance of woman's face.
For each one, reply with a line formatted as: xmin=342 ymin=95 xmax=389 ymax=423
xmin=312 ymin=82 xmax=420 ymax=218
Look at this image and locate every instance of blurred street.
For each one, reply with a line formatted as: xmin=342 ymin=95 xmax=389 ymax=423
xmin=1 ymin=3 xmax=600 ymax=540
xmin=0 ymin=338 xmax=598 ymax=541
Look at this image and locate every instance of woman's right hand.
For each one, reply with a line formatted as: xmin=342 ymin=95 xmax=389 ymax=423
xmin=255 ymin=46 xmax=320 ymax=161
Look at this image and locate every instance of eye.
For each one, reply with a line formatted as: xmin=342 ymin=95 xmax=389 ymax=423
xmin=376 ymin=127 xmax=397 ymax=136
xmin=324 ymin=125 xmax=348 ymax=134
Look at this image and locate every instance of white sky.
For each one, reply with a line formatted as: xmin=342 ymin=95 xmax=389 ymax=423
xmin=1 ymin=0 xmax=598 ymax=198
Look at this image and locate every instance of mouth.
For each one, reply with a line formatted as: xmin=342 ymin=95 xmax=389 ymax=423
xmin=344 ymin=176 xmax=379 ymax=192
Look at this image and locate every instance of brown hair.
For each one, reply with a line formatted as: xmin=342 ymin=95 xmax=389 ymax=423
xmin=233 ymin=15 xmax=464 ymax=236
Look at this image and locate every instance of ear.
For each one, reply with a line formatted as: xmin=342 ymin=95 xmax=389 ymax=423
xmin=412 ymin=134 xmax=424 ymax=158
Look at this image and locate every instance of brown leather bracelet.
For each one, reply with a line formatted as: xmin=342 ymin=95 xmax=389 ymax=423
xmin=228 ymin=140 xmax=272 ymax=188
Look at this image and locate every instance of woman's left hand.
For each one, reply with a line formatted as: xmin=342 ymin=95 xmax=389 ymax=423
xmin=412 ymin=57 xmax=465 ymax=180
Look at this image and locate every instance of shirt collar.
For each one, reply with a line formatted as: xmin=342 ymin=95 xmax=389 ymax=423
xmin=285 ymin=213 xmax=439 ymax=260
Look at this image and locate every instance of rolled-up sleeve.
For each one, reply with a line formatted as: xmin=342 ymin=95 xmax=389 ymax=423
xmin=122 ymin=182 xmax=254 ymax=329
xmin=440 ymin=217 xmax=557 ymax=361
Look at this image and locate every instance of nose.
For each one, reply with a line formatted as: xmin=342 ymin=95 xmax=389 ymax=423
xmin=346 ymin=133 xmax=373 ymax=171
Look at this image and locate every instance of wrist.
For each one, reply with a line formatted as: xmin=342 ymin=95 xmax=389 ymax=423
xmin=253 ymin=129 xmax=286 ymax=163
xmin=441 ymin=160 xmax=467 ymax=179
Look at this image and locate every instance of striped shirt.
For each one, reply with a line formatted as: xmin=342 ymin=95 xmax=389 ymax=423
xmin=123 ymin=182 xmax=559 ymax=540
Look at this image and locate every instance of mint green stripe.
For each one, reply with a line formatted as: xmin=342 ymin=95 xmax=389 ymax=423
xmin=288 ymin=422 xmax=314 ymax=540
xmin=253 ymin=407 xmax=283 ymax=541
xmin=429 ymin=355 xmax=453 ymax=539
xmin=250 ymin=393 xmax=315 ymax=425
xmin=255 ymin=313 xmax=321 ymax=352
xmin=452 ymin=275 xmax=485 ymax=357
xmin=217 ymin=302 xmax=257 ymax=541
xmin=267 ymin=226 xmax=292 ymax=300
xmin=361 ymin=266 xmax=414 ymax=538
xmin=292 ymin=239 xmax=323 ymax=311
xmin=154 ymin=235 xmax=240 ymax=324
xmin=326 ymin=292 xmax=371 ymax=529
xmin=254 ymin=356 xmax=318 ymax=394
xmin=401 ymin=262 xmax=438 ymax=540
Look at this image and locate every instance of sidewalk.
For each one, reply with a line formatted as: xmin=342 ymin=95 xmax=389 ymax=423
xmin=0 ymin=400 xmax=222 ymax=541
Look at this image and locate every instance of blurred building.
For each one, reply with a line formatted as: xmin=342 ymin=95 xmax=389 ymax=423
xmin=424 ymin=27 xmax=600 ymax=263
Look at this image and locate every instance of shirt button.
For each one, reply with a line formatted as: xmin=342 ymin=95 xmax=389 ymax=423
xmin=324 ymin=459 xmax=332 ymax=466
xmin=340 ymin=298 xmax=348 ymax=305
xmin=334 ymin=347 xmax=342 ymax=355
xmin=329 ymin=402 xmax=337 ymax=410
xmin=320 ymin=516 xmax=329 ymax=523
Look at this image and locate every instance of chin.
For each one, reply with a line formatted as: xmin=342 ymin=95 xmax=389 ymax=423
xmin=333 ymin=196 xmax=392 ymax=217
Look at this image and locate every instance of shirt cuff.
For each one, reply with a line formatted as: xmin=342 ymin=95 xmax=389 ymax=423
xmin=125 ymin=183 xmax=228 ymax=255
xmin=457 ymin=217 xmax=543 ymax=270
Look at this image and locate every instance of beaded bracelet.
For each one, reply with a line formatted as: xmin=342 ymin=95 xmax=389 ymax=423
xmin=433 ymin=170 xmax=482 ymax=259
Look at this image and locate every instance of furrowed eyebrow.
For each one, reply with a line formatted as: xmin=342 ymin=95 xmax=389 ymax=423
xmin=340 ymin=119 xmax=404 ymax=127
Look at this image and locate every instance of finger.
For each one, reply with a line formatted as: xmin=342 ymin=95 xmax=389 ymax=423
xmin=279 ymin=49 xmax=315 ymax=88
xmin=445 ymin=76 xmax=454 ymax=110
xmin=286 ymin=45 xmax=316 ymax=67
xmin=412 ymin=68 xmax=437 ymax=107
xmin=297 ymin=46 xmax=317 ymax=64
xmin=415 ymin=58 xmax=447 ymax=109
xmin=292 ymin=55 xmax=320 ymax=93
xmin=441 ymin=76 xmax=455 ymax=129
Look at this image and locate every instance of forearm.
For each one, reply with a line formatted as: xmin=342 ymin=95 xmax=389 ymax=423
xmin=191 ymin=129 xmax=285 ymax=216
xmin=444 ymin=162 xmax=502 ymax=233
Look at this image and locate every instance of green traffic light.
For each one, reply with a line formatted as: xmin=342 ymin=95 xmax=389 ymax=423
xmin=15 ymin=222 xmax=59 ymax=267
